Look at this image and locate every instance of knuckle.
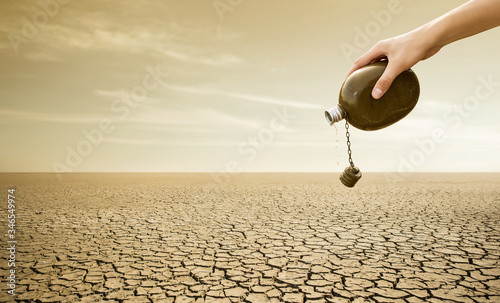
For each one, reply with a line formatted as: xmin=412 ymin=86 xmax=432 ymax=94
xmin=374 ymin=39 xmax=387 ymax=49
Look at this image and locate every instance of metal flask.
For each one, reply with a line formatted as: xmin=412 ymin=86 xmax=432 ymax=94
xmin=325 ymin=61 xmax=420 ymax=187
xmin=325 ymin=61 xmax=420 ymax=130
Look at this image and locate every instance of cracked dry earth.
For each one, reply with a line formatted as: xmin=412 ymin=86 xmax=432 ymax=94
xmin=0 ymin=173 xmax=500 ymax=303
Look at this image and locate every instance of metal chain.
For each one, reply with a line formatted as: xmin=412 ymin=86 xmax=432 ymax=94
xmin=345 ymin=119 xmax=355 ymax=168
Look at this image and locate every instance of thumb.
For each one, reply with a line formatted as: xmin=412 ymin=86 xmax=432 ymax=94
xmin=371 ymin=63 xmax=400 ymax=99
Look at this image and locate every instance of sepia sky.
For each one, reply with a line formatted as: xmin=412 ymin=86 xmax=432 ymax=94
xmin=1 ymin=0 xmax=499 ymax=173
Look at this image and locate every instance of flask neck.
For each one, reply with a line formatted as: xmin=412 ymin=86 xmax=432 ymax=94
xmin=325 ymin=105 xmax=346 ymax=126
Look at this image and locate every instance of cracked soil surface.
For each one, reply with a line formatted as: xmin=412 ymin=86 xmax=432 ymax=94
xmin=0 ymin=173 xmax=499 ymax=303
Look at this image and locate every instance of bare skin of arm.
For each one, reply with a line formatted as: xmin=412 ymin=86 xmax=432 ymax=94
xmin=347 ymin=0 xmax=500 ymax=99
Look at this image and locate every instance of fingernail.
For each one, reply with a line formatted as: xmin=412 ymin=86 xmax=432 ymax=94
xmin=372 ymin=88 xmax=383 ymax=99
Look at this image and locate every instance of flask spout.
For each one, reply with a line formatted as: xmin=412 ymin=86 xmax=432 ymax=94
xmin=325 ymin=105 xmax=346 ymax=126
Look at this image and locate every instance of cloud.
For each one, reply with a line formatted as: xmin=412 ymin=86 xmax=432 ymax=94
xmin=160 ymin=84 xmax=323 ymax=110
xmin=0 ymin=2 xmax=247 ymax=67
xmin=225 ymin=92 xmax=324 ymax=110
xmin=0 ymin=104 xmax=260 ymax=132
xmin=153 ymin=46 xmax=245 ymax=67
xmin=125 ymin=105 xmax=262 ymax=129
xmin=103 ymin=137 xmax=240 ymax=147
xmin=95 ymin=88 xmax=263 ymax=129
xmin=0 ymin=108 xmax=100 ymax=124
xmin=117 ymin=123 xmax=237 ymax=134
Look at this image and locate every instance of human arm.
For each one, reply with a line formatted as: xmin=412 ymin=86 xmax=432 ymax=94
xmin=347 ymin=0 xmax=500 ymax=99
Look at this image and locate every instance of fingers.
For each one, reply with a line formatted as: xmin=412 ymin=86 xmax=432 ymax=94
xmin=345 ymin=39 xmax=407 ymax=99
xmin=346 ymin=43 xmax=387 ymax=78
xmin=371 ymin=61 xmax=402 ymax=99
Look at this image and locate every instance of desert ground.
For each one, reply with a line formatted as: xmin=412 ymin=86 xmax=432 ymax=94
xmin=0 ymin=173 xmax=499 ymax=303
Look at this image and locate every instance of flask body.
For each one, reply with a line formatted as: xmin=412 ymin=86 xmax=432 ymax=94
xmin=325 ymin=61 xmax=420 ymax=130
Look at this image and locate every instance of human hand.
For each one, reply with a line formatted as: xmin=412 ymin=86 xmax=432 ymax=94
xmin=346 ymin=28 xmax=441 ymax=99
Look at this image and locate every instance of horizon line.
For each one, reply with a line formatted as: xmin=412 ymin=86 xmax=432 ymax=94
xmin=1 ymin=171 xmax=500 ymax=174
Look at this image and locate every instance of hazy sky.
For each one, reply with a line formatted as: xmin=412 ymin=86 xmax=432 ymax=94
xmin=1 ymin=0 xmax=499 ymax=173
